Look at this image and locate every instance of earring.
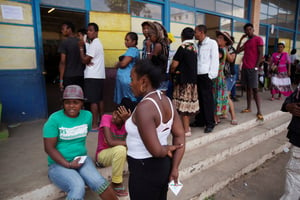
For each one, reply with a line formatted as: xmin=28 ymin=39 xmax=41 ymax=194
xmin=140 ymin=85 xmax=146 ymax=93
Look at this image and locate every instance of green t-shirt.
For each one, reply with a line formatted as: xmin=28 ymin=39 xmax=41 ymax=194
xmin=43 ymin=109 xmax=92 ymax=165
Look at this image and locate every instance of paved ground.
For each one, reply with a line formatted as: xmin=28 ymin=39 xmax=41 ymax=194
xmin=214 ymin=151 xmax=289 ymax=200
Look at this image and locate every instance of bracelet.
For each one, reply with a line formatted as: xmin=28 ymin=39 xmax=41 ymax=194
xmin=59 ymin=80 xmax=63 ymax=83
xmin=80 ymin=48 xmax=84 ymax=51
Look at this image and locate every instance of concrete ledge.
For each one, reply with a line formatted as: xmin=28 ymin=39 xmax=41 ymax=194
xmin=7 ymin=164 xmax=129 ymax=200
xmin=196 ymin=141 xmax=290 ymax=200
xmin=186 ymin=111 xmax=287 ymax=152
xmin=179 ymin=119 xmax=290 ymax=181
xmin=7 ymin=110 xmax=287 ymax=200
xmin=167 ymin=133 xmax=290 ymax=200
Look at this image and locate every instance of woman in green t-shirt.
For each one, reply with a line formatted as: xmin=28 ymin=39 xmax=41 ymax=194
xmin=43 ymin=85 xmax=117 ymax=200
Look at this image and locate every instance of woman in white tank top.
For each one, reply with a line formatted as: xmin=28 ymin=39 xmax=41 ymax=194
xmin=125 ymin=59 xmax=185 ymax=200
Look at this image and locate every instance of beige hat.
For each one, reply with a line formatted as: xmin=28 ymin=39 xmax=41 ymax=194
xmin=216 ymin=31 xmax=233 ymax=45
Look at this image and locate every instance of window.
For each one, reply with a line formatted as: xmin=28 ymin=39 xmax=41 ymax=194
xmin=216 ymin=1 xmax=232 ymax=16
xmin=196 ymin=13 xmax=205 ymax=25
xmin=91 ymin=0 xmax=128 ymax=13
xmin=170 ymin=0 xmax=194 ymax=7
xmin=220 ymin=18 xmax=231 ymax=32
xmin=171 ymin=8 xmax=195 ymax=24
xmin=131 ymin=1 xmax=162 ymax=20
xmin=41 ymin=0 xmax=85 ymax=9
xmin=195 ymin=0 xmax=215 ymax=12
xmin=260 ymin=0 xmax=296 ymax=29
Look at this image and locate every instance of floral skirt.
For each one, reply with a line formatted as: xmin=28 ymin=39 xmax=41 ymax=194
xmin=270 ymin=71 xmax=293 ymax=96
xmin=173 ymin=83 xmax=199 ymax=115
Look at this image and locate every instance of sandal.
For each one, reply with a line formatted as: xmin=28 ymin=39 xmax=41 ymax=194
xmin=185 ymin=131 xmax=192 ymax=137
xmin=256 ymin=114 xmax=264 ymax=121
xmin=241 ymin=109 xmax=251 ymax=113
xmin=277 ymin=97 xmax=282 ymax=100
xmin=113 ymin=187 xmax=128 ymax=197
xmin=231 ymin=120 xmax=238 ymax=125
xmin=270 ymin=97 xmax=275 ymax=101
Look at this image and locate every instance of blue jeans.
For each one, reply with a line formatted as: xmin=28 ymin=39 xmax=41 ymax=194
xmin=48 ymin=156 xmax=109 ymax=200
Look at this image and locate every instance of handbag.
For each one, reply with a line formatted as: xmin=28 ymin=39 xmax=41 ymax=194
xmin=270 ymin=63 xmax=278 ymax=74
xmin=270 ymin=54 xmax=283 ymax=74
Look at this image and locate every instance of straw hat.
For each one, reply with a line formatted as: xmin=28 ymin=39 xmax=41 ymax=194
xmin=216 ymin=31 xmax=233 ymax=45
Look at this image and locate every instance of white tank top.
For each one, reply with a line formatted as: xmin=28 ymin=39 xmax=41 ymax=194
xmin=125 ymin=90 xmax=174 ymax=159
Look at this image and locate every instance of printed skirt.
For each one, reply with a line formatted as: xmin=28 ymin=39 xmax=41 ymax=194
xmin=270 ymin=71 xmax=293 ymax=96
xmin=172 ymin=83 xmax=199 ymax=115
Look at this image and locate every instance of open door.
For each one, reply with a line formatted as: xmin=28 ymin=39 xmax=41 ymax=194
xmin=40 ymin=7 xmax=85 ymax=115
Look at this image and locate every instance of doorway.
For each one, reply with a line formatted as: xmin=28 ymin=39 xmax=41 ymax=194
xmin=40 ymin=7 xmax=86 ymax=115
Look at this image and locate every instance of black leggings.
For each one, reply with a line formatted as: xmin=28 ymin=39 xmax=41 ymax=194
xmin=127 ymin=156 xmax=171 ymax=200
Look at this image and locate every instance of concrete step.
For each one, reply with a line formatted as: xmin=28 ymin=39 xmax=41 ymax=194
xmin=7 ymin=111 xmax=289 ymax=200
xmin=167 ymin=132 xmax=290 ymax=200
xmin=179 ymin=114 xmax=291 ymax=181
xmin=186 ymin=110 xmax=286 ymax=152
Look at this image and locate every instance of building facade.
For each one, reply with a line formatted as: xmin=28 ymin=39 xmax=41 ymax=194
xmin=0 ymin=0 xmax=299 ymax=123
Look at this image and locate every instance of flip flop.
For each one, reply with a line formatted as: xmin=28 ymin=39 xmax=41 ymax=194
xmin=185 ymin=131 xmax=192 ymax=137
xmin=113 ymin=187 xmax=128 ymax=197
xmin=256 ymin=114 xmax=264 ymax=121
xmin=231 ymin=120 xmax=238 ymax=125
xmin=241 ymin=109 xmax=251 ymax=113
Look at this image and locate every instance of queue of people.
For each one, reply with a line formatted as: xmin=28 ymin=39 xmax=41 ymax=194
xmin=43 ymin=19 xmax=299 ymax=200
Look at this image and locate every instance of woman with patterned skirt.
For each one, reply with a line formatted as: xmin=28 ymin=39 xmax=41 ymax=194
xmin=270 ymin=42 xmax=293 ymax=100
xmin=170 ymin=27 xmax=199 ymax=137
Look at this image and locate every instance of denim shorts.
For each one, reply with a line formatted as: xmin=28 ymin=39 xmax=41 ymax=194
xmin=226 ymin=76 xmax=236 ymax=91
xmin=48 ymin=156 xmax=109 ymax=200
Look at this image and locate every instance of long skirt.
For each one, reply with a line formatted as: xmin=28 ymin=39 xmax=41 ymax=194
xmin=173 ymin=83 xmax=199 ymax=115
xmin=270 ymin=71 xmax=293 ymax=96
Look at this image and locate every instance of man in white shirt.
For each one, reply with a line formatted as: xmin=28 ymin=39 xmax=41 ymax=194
xmin=191 ymin=24 xmax=219 ymax=133
xmin=79 ymin=22 xmax=105 ymax=130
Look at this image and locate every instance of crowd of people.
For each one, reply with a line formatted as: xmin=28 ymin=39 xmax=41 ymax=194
xmin=43 ymin=20 xmax=300 ymax=199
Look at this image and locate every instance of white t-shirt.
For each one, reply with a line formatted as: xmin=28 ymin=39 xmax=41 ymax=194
xmin=84 ymin=38 xmax=106 ymax=79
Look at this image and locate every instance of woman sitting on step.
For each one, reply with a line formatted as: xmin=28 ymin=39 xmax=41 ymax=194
xmin=43 ymin=85 xmax=117 ymax=200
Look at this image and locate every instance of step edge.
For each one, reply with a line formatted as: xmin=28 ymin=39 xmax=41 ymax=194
xmin=191 ymin=142 xmax=290 ymax=200
xmin=180 ymin=122 xmax=289 ymax=180
xmin=186 ymin=111 xmax=286 ymax=152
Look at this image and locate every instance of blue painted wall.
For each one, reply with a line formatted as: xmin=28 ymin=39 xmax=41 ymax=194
xmin=0 ymin=70 xmax=48 ymax=123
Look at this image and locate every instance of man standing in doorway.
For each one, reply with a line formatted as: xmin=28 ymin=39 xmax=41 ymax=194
xmin=236 ymin=23 xmax=264 ymax=121
xmin=58 ymin=22 xmax=85 ymax=90
xmin=79 ymin=22 xmax=105 ymax=131
xmin=192 ymin=24 xmax=219 ymax=133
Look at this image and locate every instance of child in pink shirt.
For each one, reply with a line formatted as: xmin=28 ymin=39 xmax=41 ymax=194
xmin=96 ymin=104 xmax=131 ymax=197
